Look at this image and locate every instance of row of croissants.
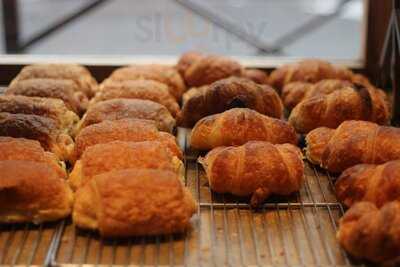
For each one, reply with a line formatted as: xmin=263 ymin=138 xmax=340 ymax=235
xmin=0 ymin=52 xmax=399 ymax=263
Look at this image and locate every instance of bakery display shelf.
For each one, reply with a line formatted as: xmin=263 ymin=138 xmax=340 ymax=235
xmin=46 ymin=128 xmax=363 ymax=267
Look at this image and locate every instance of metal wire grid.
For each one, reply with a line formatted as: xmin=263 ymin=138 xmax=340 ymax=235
xmin=45 ymin=128 xmax=361 ymax=267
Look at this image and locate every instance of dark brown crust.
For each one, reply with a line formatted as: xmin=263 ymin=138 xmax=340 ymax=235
xmin=92 ymin=80 xmax=180 ymax=117
xmin=79 ymin=98 xmax=176 ymax=133
xmin=178 ymin=77 xmax=283 ymax=127
xmin=337 ymin=201 xmax=400 ymax=263
xmin=190 ymin=108 xmax=297 ymax=150
xmin=6 ymin=78 xmax=88 ymax=114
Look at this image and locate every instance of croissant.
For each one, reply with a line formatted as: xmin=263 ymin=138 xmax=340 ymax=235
xmin=5 ymin=78 xmax=88 ymax=115
xmin=268 ymin=59 xmax=354 ymax=93
xmin=76 ymin=98 xmax=175 ymax=133
xmin=177 ymin=52 xmax=243 ymax=87
xmin=73 ymin=118 xmax=182 ymax=160
xmin=242 ymin=69 xmax=269 ymax=85
xmin=288 ymin=84 xmax=390 ymax=133
xmin=104 ymin=64 xmax=185 ymax=100
xmin=10 ymin=64 xmax=98 ymax=97
xmin=92 ymin=80 xmax=180 ymax=117
xmin=335 ymin=160 xmax=400 ymax=208
xmin=0 ymin=137 xmax=66 ymax=178
xmin=190 ymin=108 xmax=297 ymax=150
xmin=73 ymin=168 xmax=197 ymax=237
xmin=182 ymin=85 xmax=209 ymax=105
xmin=305 ymin=120 xmax=400 ymax=173
xmin=337 ymin=201 xmax=400 ymax=263
xmin=0 ymin=160 xmax=73 ymax=223
xmin=0 ymin=112 xmax=74 ymax=162
xmin=178 ymin=77 xmax=283 ymax=127
xmin=199 ymin=141 xmax=304 ymax=207
xmin=69 ymin=141 xmax=182 ymax=190
xmin=0 ymin=95 xmax=79 ymax=135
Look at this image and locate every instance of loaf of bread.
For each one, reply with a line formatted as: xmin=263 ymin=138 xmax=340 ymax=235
xmin=0 ymin=112 xmax=74 ymax=162
xmin=5 ymin=78 xmax=88 ymax=115
xmin=190 ymin=108 xmax=297 ymax=150
xmin=288 ymin=83 xmax=390 ymax=133
xmin=337 ymin=201 xmax=400 ymax=263
xmin=92 ymin=80 xmax=180 ymax=117
xmin=305 ymin=121 xmax=400 ymax=173
xmin=199 ymin=141 xmax=304 ymax=207
xmin=73 ymin=118 xmax=182 ymax=160
xmin=69 ymin=141 xmax=182 ymax=190
xmin=10 ymin=64 xmax=98 ymax=97
xmin=73 ymin=168 xmax=196 ymax=237
xmin=104 ymin=64 xmax=185 ymax=100
xmin=0 ymin=160 xmax=73 ymax=223
xmin=76 ymin=98 xmax=176 ymax=133
xmin=335 ymin=160 xmax=400 ymax=208
xmin=179 ymin=77 xmax=283 ymax=127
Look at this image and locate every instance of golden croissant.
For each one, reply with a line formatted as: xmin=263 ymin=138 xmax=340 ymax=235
xmin=337 ymin=201 xmax=400 ymax=263
xmin=305 ymin=120 xmax=400 ymax=173
xmin=179 ymin=77 xmax=283 ymax=127
xmin=190 ymin=108 xmax=297 ymax=150
xmin=73 ymin=168 xmax=197 ymax=237
xmin=335 ymin=160 xmax=400 ymax=208
xmin=242 ymin=69 xmax=269 ymax=85
xmin=199 ymin=141 xmax=304 ymax=207
xmin=69 ymin=141 xmax=182 ymax=190
xmin=0 ymin=160 xmax=73 ymax=224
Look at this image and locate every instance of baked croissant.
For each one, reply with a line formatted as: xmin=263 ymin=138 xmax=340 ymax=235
xmin=73 ymin=118 xmax=182 ymax=160
xmin=6 ymin=78 xmax=88 ymax=115
xmin=0 ymin=160 xmax=73 ymax=224
xmin=177 ymin=52 xmax=243 ymax=87
xmin=104 ymin=64 xmax=185 ymax=100
xmin=91 ymin=80 xmax=180 ymax=117
xmin=76 ymin=98 xmax=175 ymax=133
xmin=288 ymin=84 xmax=390 ymax=133
xmin=178 ymin=77 xmax=283 ymax=127
xmin=10 ymin=64 xmax=98 ymax=97
xmin=190 ymin=108 xmax=297 ymax=150
xmin=242 ymin=69 xmax=269 ymax=85
xmin=73 ymin=168 xmax=197 ymax=237
xmin=0 ymin=137 xmax=66 ymax=178
xmin=305 ymin=120 xmax=400 ymax=173
xmin=0 ymin=95 xmax=79 ymax=135
xmin=69 ymin=141 xmax=182 ymax=190
xmin=337 ymin=201 xmax=400 ymax=263
xmin=268 ymin=59 xmax=354 ymax=92
xmin=199 ymin=141 xmax=304 ymax=207
xmin=0 ymin=112 xmax=74 ymax=162
xmin=335 ymin=160 xmax=400 ymax=208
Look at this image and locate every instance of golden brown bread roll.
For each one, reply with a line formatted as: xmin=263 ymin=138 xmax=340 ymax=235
xmin=337 ymin=201 xmax=400 ymax=263
xmin=76 ymin=98 xmax=175 ymax=133
xmin=104 ymin=64 xmax=185 ymax=100
xmin=5 ymin=78 xmax=88 ymax=115
xmin=0 ymin=137 xmax=66 ymax=178
xmin=199 ymin=141 xmax=304 ymax=207
xmin=288 ymin=84 xmax=390 ymax=133
xmin=305 ymin=121 xmax=400 ymax=173
xmin=182 ymin=85 xmax=209 ymax=105
xmin=0 ymin=160 xmax=73 ymax=223
xmin=0 ymin=112 xmax=74 ymax=162
xmin=176 ymin=51 xmax=203 ymax=76
xmin=179 ymin=77 xmax=283 ymax=127
xmin=73 ymin=118 xmax=182 ymax=160
xmin=269 ymin=59 xmax=354 ymax=93
xmin=92 ymin=80 xmax=180 ymax=117
xmin=73 ymin=168 xmax=197 ymax=237
xmin=190 ymin=108 xmax=297 ymax=150
xmin=0 ymin=95 xmax=79 ymax=135
xmin=10 ymin=64 xmax=98 ymax=97
xmin=335 ymin=160 xmax=400 ymax=208
xmin=242 ymin=69 xmax=269 ymax=85
xmin=69 ymin=141 xmax=182 ymax=190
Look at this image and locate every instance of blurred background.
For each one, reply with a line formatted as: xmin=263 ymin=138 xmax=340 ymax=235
xmin=0 ymin=0 xmax=365 ymax=59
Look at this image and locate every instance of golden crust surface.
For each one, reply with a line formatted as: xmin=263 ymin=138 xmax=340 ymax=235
xmin=190 ymin=108 xmax=297 ymax=150
xmin=73 ymin=168 xmax=197 ymax=237
xmin=242 ymin=69 xmax=269 ymax=85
